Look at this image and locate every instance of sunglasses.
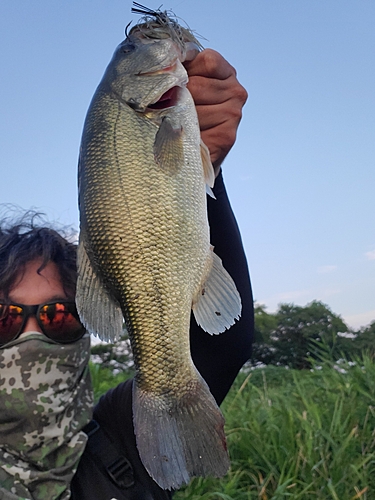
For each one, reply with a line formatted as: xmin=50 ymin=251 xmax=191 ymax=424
xmin=0 ymin=301 xmax=86 ymax=347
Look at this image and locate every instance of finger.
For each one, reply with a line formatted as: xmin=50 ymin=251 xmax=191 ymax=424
xmin=186 ymin=74 xmax=240 ymax=105
xmin=194 ymin=96 xmax=245 ymax=130
xmin=201 ymin=123 xmax=238 ymax=172
xmin=183 ymin=49 xmax=235 ymax=80
xmin=183 ymin=42 xmax=201 ymax=62
xmin=194 ymin=103 xmax=228 ymax=130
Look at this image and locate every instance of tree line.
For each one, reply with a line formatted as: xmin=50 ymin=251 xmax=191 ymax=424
xmin=91 ymin=300 xmax=375 ymax=372
xmin=252 ymin=300 xmax=375 ymax=369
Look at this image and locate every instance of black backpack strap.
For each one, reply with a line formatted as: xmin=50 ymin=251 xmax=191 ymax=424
xmin=83 ymin=419 xmax=135 ymax=489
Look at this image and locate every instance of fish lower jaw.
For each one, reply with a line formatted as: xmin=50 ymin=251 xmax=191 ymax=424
xmin=147 ymin=86 xmax=182 ymax=110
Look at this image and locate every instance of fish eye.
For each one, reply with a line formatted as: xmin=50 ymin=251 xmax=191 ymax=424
xmin=122 ymin=43 xmax=136 ymax=53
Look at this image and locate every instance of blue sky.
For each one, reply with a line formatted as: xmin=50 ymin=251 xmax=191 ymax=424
xmin=1 ymin=1 xmax=374 ymax=329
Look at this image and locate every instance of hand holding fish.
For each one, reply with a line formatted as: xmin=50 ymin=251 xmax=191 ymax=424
xmin=184 ymin=49 xmax=248 ymax=173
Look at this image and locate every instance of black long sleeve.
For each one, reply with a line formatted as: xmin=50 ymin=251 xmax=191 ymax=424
xmin=189 ymin=170 xmax=254 ymax=405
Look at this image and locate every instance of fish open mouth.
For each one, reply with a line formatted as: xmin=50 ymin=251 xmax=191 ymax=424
xmin=148 ymin=86 xmax=180 ymax=109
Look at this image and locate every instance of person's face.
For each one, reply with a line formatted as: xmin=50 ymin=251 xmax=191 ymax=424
xmin=5 ymin=259 xmax=69 ymax=335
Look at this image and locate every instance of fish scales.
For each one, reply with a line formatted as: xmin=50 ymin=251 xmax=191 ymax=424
xmin=77 ymin=9 xmax=241 ymax=490
xmin=81 ymin=92 xmax=209 ymax=385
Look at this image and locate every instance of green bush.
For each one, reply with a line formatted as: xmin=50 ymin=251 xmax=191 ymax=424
xmin=89 ymin=362 xmax=132 ymax=402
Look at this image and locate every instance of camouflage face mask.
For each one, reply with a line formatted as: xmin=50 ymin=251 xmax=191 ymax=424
xmin=0 ymin=332 xmax=93 ymax=500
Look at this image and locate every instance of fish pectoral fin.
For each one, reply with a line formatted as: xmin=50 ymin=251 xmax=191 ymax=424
xmin=153 ymin=116 xmax=184 ymax=173
xmin=192 ymin=250 xmax=242 ymax=334
xmin=76 ymin=240 xmax=124 ymax=342
xmin=133 ymin=373 xmax=229 ymax=490
xmin=200 ymin=139 xmax=215 ymax=190
xmin=205 ymin=184 xmax=216 ymax=199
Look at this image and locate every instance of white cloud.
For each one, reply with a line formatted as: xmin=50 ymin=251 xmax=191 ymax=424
xmin=344 ymin=310 xmax=375 ymax=329
xmin=317 ymin=265 xmax=337 ymax=274
xmin=365 ymin=250 xmax=375 ymax=261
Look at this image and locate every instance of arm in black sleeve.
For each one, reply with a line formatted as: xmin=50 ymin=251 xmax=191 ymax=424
xmin=190 ymin=170 xmax=254 ymax=405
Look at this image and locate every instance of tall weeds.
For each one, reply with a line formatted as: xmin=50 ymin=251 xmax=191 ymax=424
xmin=90 ymin=354 xmax=375 ymax=498
xmin=175 ymin=355 xmax=375 ymax=499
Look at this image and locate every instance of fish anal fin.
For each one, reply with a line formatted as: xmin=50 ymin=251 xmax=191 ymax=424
xmin=76 ymin=240 xmax=124 ymax=342
xmin=192 ymin=250 xmax=242 ymax=334
xmin=133 ymin=372 xmax=229 ymax=490
xmin=153 ymin=116 xmax=184 ymax=173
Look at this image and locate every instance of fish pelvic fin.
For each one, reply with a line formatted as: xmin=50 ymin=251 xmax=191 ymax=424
xmin=192 ymin=249 xmax=242 ymax=334
xmin=200 ymin=139 xmax=215 ymax=188
xmin=201 ymin=139 xmax=216 ymax=198
xmin=76 ymin=240 xmax=124 ymax=342
xmin=132 ymin=373 xmax=229 ymax=490
xmin=153 ymin=116 xmax=184 ymax=173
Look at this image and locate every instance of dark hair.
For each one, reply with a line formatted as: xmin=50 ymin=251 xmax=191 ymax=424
xmin=0 ymin=210 xmax=78 ymax=300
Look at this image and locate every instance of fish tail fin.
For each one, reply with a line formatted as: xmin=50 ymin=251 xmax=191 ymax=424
xmin=132 ymin=372 xmax=229 ymax=490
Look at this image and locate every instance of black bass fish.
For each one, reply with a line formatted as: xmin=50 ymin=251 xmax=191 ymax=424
xmin=77 ymin=4 xmax=241 ymax=490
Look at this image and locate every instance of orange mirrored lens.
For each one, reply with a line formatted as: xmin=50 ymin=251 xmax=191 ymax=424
xmin=0 ymin=304 xmax=24 ymax=344
xmin=38 ymin=302 xmax=84 ymax=342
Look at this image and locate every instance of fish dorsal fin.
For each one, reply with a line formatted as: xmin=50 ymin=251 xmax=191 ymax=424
xmin=153 ymin=116 xmax=184 ymax=173
xmin=76 ymin=239 xmax=124 ymax=342
xmin=192 ymin=249 xmax=241 ymax=334
xmin=200 ymin=139 xmax=215 ymax=189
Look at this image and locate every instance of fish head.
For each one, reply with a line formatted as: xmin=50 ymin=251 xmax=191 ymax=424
xmin=100 ymin=14 xmax=202 ymax=112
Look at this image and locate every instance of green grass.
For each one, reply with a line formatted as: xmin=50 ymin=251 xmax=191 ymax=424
xmin=90 ymin=357 xmax=375 ymax=499
xmin=89 ymin=361 xmax=132 ymax=401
